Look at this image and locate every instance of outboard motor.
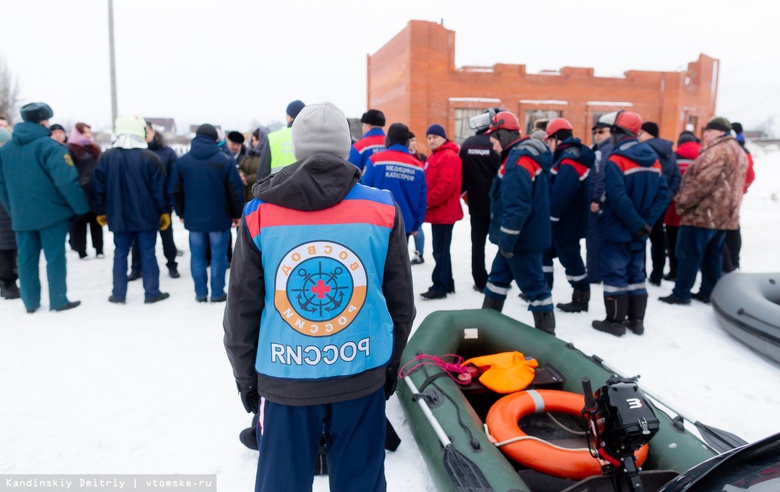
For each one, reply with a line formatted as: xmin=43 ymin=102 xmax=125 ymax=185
xmin=582 ymin=375 xmax=660 ymax=492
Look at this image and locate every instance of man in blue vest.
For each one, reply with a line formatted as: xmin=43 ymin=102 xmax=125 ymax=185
xmin=224 ymin=102 xmax=415 ymax=492
xmin=255 ymin=100 xmax=306 ymax=182
xmin=349 ymin=109 xmax=386 ymax=172
xmin=0 ymin=102 xmax=88 ymax=313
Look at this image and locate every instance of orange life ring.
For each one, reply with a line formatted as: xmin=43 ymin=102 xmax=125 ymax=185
xmin=485 ymin=389 xmax=649 ymax=480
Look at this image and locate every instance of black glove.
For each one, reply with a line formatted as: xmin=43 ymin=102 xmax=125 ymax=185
xmin=500 ymin=250 xmax=514 ymax=259
xmin=239 ymin=385 xmax=259 ymax=414
xmin=384 ymin=364 xmax=399 ymax=400
xmin=635 ymin=224 xmax=653 ymax=238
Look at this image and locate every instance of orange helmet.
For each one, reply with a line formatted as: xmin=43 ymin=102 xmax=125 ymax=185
xmin=601 ymin=111 xmax=642 ymax=136
xmin=545 ymin=118 xmax=573 ymax=140
xmin=485 ymin=111 xmax=520 ymax=134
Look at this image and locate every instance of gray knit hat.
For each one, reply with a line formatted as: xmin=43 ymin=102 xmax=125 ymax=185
xmin=291 ymin=102 xmax=351 ymax=161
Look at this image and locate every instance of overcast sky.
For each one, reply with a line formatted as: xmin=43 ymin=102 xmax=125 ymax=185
xmin=2 ymin=0 xmax=778 ymax=135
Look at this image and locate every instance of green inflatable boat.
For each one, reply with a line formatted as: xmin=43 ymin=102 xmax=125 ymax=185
xmin=398 ymin=310 xmax=742 ymax=492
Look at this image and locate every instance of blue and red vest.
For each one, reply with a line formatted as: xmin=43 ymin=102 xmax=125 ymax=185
xmin=243 ymin=184 xmax=396 ymax=380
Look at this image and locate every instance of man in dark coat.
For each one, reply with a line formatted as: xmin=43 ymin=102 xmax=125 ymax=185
xmin=460 ymin=110 xmax=500 ymax=292
xmin=169 ymin=124 xmax=244 ymax=303
xmin=0 ymin=127 xmax=20 ymax=299
xmin=223 ymin=102 xmax=414 ymax=491
xmin=0 ymin=102 xmax=88 ymax=312
xmin=91 ymin=114 xmax=170 ymax=305
xmin=587 ymin=117 xmax=614 ymax=284
xmin=638 ymin=122 xmax=681 ymax=285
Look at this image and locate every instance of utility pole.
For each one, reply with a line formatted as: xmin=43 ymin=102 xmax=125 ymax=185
xmin=108 ymin=0 xmax=118 ymax=125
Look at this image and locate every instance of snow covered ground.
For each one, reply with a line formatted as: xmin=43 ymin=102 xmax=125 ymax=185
xmin=2 ymin=147 xmax=779 ymax=491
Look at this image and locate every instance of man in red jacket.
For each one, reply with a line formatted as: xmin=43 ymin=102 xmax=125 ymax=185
xmin=420 ymin=124 xmax=463 ymax=300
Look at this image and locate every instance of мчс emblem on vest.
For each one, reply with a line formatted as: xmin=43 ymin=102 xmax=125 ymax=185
xmin=274 ymin=241 xmax=367 ymax=337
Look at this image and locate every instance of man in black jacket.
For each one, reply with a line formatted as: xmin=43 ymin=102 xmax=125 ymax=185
xmin=460 ymin=110 xmax=500 ymax=292
xmin=224 ymin=102 xmax=415 ymax=492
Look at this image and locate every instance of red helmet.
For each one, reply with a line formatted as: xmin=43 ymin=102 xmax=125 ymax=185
xmin=485 ymin=111 xmax=520 ymax=134
xmin=601 ymin=111 xmax=642 ymax=136
xmin=545 ymin=118 xmax=573 ymax=140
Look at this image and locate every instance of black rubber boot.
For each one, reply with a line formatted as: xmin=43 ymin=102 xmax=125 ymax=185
xmin=532 ymin=311 xmax=556 ymax=335
xmin=592 ymin=294 xmax=628 ymax=337
xmin=1 ymin=280 xmax=21 ymax=300
xmin=627 ymin=294 xmax=648 ymax=335
xmin=556 ymin=289 xmax=590 ymax=313
xmin=482 ymin=296 xmax=505 ymax=313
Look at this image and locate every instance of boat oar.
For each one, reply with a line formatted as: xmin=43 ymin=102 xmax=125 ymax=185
xmin=404 ymin=376 xmax=494 ymax=492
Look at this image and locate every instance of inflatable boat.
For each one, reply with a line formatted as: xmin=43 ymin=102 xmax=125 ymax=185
xmin=398 ymin=309 xmax=743 ymax=492
xmin=711 ymin=272 xmax=780 ymax=364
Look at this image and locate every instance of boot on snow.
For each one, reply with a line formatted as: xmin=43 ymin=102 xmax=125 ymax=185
xmin=482 ymin=296 xmax=505 ymax=313
xmin=557 ymin=289 xmax=590 ymax=313
xmin=532 ymin=311 xmax=556 ymax=335
xmin=0 ymin=280 xmax=21 ymax=300
xmin=592 ymin=294 xmax=628 ymax=337
xmin=626 ymin=293 xmax=648 ymax=335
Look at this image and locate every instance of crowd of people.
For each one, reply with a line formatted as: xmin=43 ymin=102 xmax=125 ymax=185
xmin=0 ymin=99 xmax=757 ymax=491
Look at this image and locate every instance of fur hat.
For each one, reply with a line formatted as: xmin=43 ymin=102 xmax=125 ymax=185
xmin=286 ymin=100 xmax=306 ymax=119
xmin=426 ymin=124 xmax=447 ymax=139
xmin=731 ymin=122 xmax=743 ymax=134
xmin=227 ymin=131 xmax=245 ymax=144
xmin=115 ymin=114 xmax=147 ymax=140
xmin=361 ymin=109 xmax=386 ymax=127
xmin=20 ymin=102 xmax=54 ymax=123
xmin=641 ymin=122 xmax=659 ymax=138
xmin=291 ymin=102 xmax=351 ymax=161
xmin=704 ymin=116 xmax=731 ymax=133
xmin=196 ymin=124 xmax=219 ymax=142
xmin=386 ymin=123 xmax=411 ymax=146
xmin=49 ymin=124 xmax=66 ymax=133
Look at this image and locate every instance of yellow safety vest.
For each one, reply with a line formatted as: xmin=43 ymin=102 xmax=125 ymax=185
xmin=268 ymin=126 xmax=296 ymax=173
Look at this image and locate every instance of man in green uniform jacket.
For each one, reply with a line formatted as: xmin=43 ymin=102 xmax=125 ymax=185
xmin=0 ymin=102 xmax=89 ymax=313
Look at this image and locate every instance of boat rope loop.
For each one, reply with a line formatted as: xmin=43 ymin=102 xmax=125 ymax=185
xmin=485 ymin=424 xmax=590 ymax=452
xmin=400 ymin=354 xmax=474 ymax=387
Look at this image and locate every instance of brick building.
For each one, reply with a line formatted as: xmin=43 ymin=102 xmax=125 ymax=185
xmin=367 ymin=20 xmax=719 ymax=149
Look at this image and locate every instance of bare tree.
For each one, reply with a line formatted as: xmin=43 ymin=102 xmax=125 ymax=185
xmin=0 ymin=57 xmax=21 ymax=124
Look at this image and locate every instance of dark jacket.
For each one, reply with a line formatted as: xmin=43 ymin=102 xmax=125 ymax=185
xmin=169 ymin=136 xmax=244 ymax=232
xmin=223 ymin=154 xmax=415 ymax=405
xmin=68 ymin=142 xmax=101 ymax=210
xmin=489 ymin=137 xmax=553 ymax=253
xmin=598 ymin=138 xmax=669 ymax=242
xmin=0 ymin=202 xmax=15 ymax=250
xmin=645 ymin=137 xmax=681 ymax=197
xmin=91 ymin=148 xmax=168 ymax=233
xmin=550 ymin=138 xmax=594 ymax=241
xmin=460 ymin=132 xmax=500 ymax=218
xmin=0 ymin=122 xmax=88 ymax=231
xmin=147 ymin=139 xmax=178 ymax=211
xmin=591 ymin=138 xmax=613 ymax=203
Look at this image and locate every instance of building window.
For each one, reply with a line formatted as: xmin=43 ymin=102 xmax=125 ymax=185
xmin=524 ymin=109 xmax=562 ymax=135
xmin=686 ymin=115 xmax=698 ymax=133
xmin=453 ymin=108 xmax=484 ymax=145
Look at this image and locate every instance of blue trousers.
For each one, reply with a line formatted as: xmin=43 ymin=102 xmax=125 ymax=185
xmin=113 ymin=231 xmax=161 ymax=300
xmin=673 ymin=226 xmax=726 ymax=300
xmin=15 ymin=219 xmax=70 ymax=311
xmin=586 ymin=211 xmax=603 ymax=283
xmin=131 ymin=224 xmax=177 ymax=272
xmin=601 ymin=239 xmax=647 ymax=298
xmin=485 ymin=250 xmax=553 ymax=312
xmin=254 ymin=388 xmax=387 ymax=492
xmin=411 ymin=225 xmax=425 ymax=256
xmin=430 ymin=224 xmax=454 ymax=294
xmin=543 ymin=236 xmax=588 ymax=291
xmin=189 ymin=230 xmax=229 ymax=300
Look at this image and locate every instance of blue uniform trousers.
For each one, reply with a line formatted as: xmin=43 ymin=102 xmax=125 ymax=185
xmin=672 ymin=226 xmax=725 ymax=301
xmin=112 ymin=231 xmax=161 ymax=300
xmin=601 ymin=239 xmax=647 ymax=298
xmin=485 ymin=250 xmax=553 ymax=312
xmin=543 ymin=236 xmax=588 ymax=291
xmin=15 ymin=219 xmax=70 ymax=311
xmin=586 ymin=211 xmax=603 ymax=283
xmin=254 ymin=388 xmax=387 ymax=492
